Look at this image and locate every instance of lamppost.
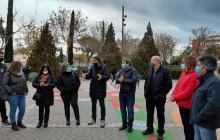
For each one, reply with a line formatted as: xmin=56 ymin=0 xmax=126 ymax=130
xmin=122 ymin=5 xmax=127 ymax=58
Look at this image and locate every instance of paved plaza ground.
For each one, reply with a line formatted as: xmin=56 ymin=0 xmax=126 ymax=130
xmin=0 ymin=80 xmax=219 ymax=140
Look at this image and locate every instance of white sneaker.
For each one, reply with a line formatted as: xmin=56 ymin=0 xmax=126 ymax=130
xmin=88 ymin=119 xmax=96 ymax=125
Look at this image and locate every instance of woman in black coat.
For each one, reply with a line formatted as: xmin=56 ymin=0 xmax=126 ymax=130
xmin=32 ymin=65 xmax=56 ymax=128
xmin=57 ymin=64 xmax=81 ymax=126
xmin=82 ymin=56 xmax=109 ymax=128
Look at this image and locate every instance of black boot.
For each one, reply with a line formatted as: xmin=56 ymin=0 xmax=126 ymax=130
xmin=66 ymin=120 xmax=70 ymax=126
xmin=76 ymin=120 xmax=80 ymax=126
xmin=36 ymin=122 xmax=43 ymax=128
xmin=44 ymin=122 xmax=48 ymax=128
xmin=119 ymin=125 xmax=127 ymax=131
xmin=2 ymin=120 xmax=11 ymax=126
xmin=143 ymin=129 xmax=154 ymax=135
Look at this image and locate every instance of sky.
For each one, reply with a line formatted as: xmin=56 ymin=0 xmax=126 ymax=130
xmin=0 ymin=0 xmax=220 ymax=52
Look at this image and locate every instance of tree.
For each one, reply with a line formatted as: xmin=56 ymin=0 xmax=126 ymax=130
xmin=170 ymin=46 xmax=192 ymax=65
xmin=155 ymin=33 xmax=177 ymax=64
xmin=49 ymin=7 xmax=87 ymax=46
xmin=0 ymin=17 xmax=5 ymax=51
xmin=4 ymin=0 xmax=14 ymax=63
xmin=102 ymin=23 xmax=121 ymax=72
xmin=67 ymin=10 xmax=75 ymax=65
xmin=78 ymin=35 xmax=101 ymax=64
xmin=132 ymin=22 xmax=159 ymax=76
xmin=27 ymin=23 xmax=59 ymax=75
xmin=191 ymin=26 xmax=213 ymax=56
xmin=59 ymin=47 xmax=64 ymax=63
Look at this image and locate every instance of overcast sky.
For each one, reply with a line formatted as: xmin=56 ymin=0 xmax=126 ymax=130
xmin=1 ymin=0 xmax=220 ymax=51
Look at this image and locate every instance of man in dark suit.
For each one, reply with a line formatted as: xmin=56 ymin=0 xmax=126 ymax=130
xmin=143 ymin=56 xmax=172 ymax=140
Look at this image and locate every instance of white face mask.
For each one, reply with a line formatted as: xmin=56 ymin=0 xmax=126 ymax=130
xmin=43 ymin=71 xmax=48 ymax=75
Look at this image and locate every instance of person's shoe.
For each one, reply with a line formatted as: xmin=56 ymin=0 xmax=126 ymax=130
xmin=100 ymin=120 xmax=105 ymax=128
xmin=76 ymin=120 xmax=80 ymax=126
xmin=118 ymin=125 xmax=127 ymax=131
xmin=143 ymin=129 xmax=154 ymax=135
xmin=11 ymin=124 xmax=19 ymax=131
xmin=2 ymin=120 xmax=11 ymax=126
xmin=43 ymin=122 xmax=48 ymax=128
xmin=88 ymin=119 xmax=96 ymax=125
xmin=36 ymin=122 xmax=43 ymax=128
xmin=17 ymin=121 xmax=27 ymax=129
xmin=66 ymin=120 xmax=70 ymax=126
xmin=127 ymin=126 xmax=133 ymax=133
xmin=157 ymin=134 xmax=164 ymax=140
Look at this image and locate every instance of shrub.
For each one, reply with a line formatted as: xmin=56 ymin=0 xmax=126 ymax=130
xmin=170 ymin=69 xmax=182 ymax=79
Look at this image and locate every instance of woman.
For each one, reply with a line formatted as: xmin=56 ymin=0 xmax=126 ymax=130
xmin=3 ymin=61 xmax=28 ymax=131
xmin=57 ymin=64 xmax=81 ymax=126
xmin=32 ymin=65 xmax=56 ymax=128
xmin=170 ymin=56 xmax=199 ymax=140
xmin=82 ymin=56 xmax=109 ymax=128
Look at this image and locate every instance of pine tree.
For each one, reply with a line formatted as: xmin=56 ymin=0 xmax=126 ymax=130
xmin=4 ymin=0 xmax=14 ymax=62
xmin=59 ymin=47 xmax=64 ymax=63
xmin=27 ymin=23 xmax=60 ymax=76
xmin=102 ymin=23 xmax=121 ymax=72
xmin=132 ymin=22 xmax=159 ymax=76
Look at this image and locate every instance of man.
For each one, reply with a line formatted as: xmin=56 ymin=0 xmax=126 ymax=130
xmin=116 ymin=58 xmax=138 ymax=133
xmin=0 ymin=51 xmax=11 ymax=125
xmin=82 ymin=56 xmax=109 ymax=128
xmin=143 ymin=56 xmax=172 ymax=140
xmin=191 ymin=56 xmax=220 ymax=140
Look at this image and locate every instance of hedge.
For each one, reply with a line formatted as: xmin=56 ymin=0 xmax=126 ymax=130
xmin=170 ymin=69 xmax=182 ymax=79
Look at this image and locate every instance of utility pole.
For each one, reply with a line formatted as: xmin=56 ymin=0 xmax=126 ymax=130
xmin=122 ymin=6 xmax=127 ymax=58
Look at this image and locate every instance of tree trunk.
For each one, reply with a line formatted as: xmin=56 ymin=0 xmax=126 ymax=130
xmin=4 ymin=0 xmax=14 ymax=63
xmin=67 ymin=10 xmax=75 ymax=65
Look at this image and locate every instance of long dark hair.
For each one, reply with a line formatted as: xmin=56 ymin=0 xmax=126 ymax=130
xmin=39 ymin=65 xmax=52 ymax=76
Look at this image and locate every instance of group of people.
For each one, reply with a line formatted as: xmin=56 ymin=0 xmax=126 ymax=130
xmin=0 ymin=50 xmax=220 ymax=140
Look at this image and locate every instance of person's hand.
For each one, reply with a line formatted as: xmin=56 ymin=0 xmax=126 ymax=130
xmin=118 ymin=75 xmax=124 ymax=82
xmin=44 ymin=83 xmax=48 ymax=86
xmin=167 ymin=96 xmax=175 ymax=102
xmin=97 ymin=74 xmax=102 ymax=81
xmin=40 ymin=83 xmax=44 ymax=86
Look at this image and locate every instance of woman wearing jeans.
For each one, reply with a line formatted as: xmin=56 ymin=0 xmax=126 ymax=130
xmin=3 ymin=61 xmax=28 ymax=131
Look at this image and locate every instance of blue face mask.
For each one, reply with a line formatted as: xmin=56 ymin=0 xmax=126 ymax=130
xmin=121 ymin=64 xmax=127 ymax=69
xmin=195 ymin=66 xmax=201 ymax=74
xmin=181 ymin=63 xmax=186 ymax=70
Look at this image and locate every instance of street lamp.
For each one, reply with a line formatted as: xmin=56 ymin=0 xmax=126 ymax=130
xmin=122 ymin=5 xmax=127 ymax=58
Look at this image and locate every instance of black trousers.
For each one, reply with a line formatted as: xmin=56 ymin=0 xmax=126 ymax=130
xmin=179 ymin=107 xmax=194 ymax=140
xmin=0 ymin=99 xmax=8 ymax=121
xmin=61 ymin=93 xmax=80 ymax=121
xmin=146 ymin=98 xmax=166 ymax=135
xmin=39 ymin=106 xmax=50 ymax=123
xmin=91 ymin=97 xmax=106 ymax=121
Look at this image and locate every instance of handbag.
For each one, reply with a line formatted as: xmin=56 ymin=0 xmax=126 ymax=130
xmin=32 ymin=92 xmax=42 ymax=101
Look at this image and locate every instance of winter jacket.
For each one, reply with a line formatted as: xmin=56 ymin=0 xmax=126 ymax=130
xmin=116 ymin=66 xmax=138 ymax=94
xmin=57 ymin=72 xmax=81 ymax=94
xmin=0 ymin=63 xmax=7 ymax=88
xmin=172 ymin=70 xmax=199 ymax=109
xmin=3 ymin=72 xmax=28 ymax=96
xmin=32 ymin=75 xmax=57 ymax=107
xmin=144 ymin=66 xmax=172 ymax=101
xmin=86 ymin=64 xmax=109 ymax=99
xmin=190 ymin=72 xmax=220 ymax=129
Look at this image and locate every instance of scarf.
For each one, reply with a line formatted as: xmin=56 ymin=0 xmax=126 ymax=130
xmin=40 ymin=74 xmax=50 ymax=83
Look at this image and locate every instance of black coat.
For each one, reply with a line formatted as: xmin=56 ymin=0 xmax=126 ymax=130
xmin=32 ymin=75 xmax=57 ymax=107
xmin=57 ymin=72 xmax=81 ymax=94
xmin=144 ymin=66 xmax=172 ymax=101
xmin=86 ymin=64 xmax=109 ymax=99
xmin=116 ymin=66 xmax=138 ymax=94
xmin=190 ymin=72 xmax=220 ymax=129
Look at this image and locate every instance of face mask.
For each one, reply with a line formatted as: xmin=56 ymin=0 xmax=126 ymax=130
xmin=67 ymin=67 xmax=74 ymax=73
xmin=181 ymin=63 xmax=186 ymax=70
xmin=195 ymin=66 xmax=201 ymax=74
xmin=0 ymin=58 xmax=3 ymax=63
xmin=121 ymin=64 xmax=127 ymax=69
xmin=43 ymin=71 xmax=48 ymax=75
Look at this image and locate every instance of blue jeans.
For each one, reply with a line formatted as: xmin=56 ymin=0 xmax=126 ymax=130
xmin=194 ymin=125 xmax=217 ymax=140
xmin=8 ymin=95 xmax=26 ymax=124
xmin=119 ymin=93 xmax=135 ymax=127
